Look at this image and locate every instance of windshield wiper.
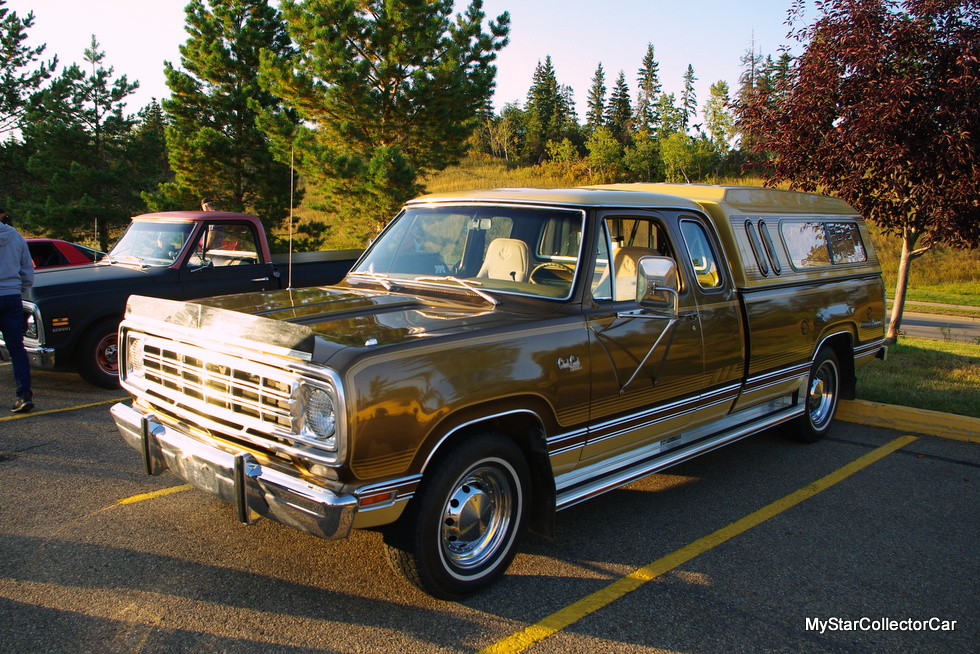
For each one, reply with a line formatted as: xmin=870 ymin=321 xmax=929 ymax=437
xmin=414 ymin=276 xmax=499 ymax=306
xmin=107 ymin=254 xmax=150 ymax=269
xmin=347 ymin=271 xmax=394 ymax=291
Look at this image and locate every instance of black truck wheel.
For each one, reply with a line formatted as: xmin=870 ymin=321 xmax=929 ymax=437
xmin=787 ymin=347 xmax=841 ymax=443
xmin=383 ymin=432 xmax=530 ymax=600
xmin=76 ymin=318 xmax=121 ymax=389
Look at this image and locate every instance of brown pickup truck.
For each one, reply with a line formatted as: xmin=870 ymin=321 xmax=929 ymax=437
xmin=111 ymin=185 xmax=886 ymax=599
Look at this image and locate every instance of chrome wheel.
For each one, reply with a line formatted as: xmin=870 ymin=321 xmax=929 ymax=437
xmin=440 ymin=462 xmax=517 ymax=573
xmin=383 ymin=432 xmax=530 ymax=600
xmin=787 ymin=347 xmax=841 ymax=443
xmin=807 ymin=358 xmax=838 ymax=431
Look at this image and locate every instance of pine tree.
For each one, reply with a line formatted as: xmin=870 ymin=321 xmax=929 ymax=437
xmin=524 ymin=56 xmax=574 ymax=162
xmin=634 ymin=43 xmax=661 ymax=134
xmin=130 ymin=101 xmax=174 ymax=207
xmin=656 ymin=92 xmax=685 ymax=138
xmin=20 ymin=37 xmax=140 ymax=248
xmin=259 ymin=0 xmax=509 ymax=246
xmin=681 ymin=64 xmax=697 ymax=132
xmin=160 ymin=0 xmax=295 ymax=234
xmin=604 ymin=70 xmax=632 ymax=145
xmin=737 ymin=36 xmax=766 ymax=104
xmin=0 ymin=1 xmax=56 ymax=137
xmin=585 ymin=62 xmax=606 ymax=136
xmin=703 ymin=80 xmax=735 ymax=151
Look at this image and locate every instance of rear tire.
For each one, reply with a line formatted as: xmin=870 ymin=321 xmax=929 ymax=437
xmin=383 ymin=432 xmax=530 ymax=600
xmin=76 ymin=318 xmax=121 ymax=389
xmin=787 ymin=347 xmax=840 ymax=443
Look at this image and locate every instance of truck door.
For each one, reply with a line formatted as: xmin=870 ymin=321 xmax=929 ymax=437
xmin=676 ymin=215 xmax=744 ymax=425
xmin=178 ymin=221 xmax=278 ymax=298
xmin=582 ymin=211 xmax=704 ymax=461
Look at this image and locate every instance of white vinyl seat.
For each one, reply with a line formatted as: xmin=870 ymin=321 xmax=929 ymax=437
xmin=477 ymin=238 xmax=530 ymax=283
xmin=613 ymin=246 xmax=657 ymax=301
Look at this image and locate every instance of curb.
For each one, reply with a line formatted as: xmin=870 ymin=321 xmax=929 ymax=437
xmin=838 ymin=399 xmax=980 ymax=441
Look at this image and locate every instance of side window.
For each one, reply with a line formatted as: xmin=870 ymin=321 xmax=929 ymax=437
xmin=193 ymin=223 xmax=261 ymax=267
xmin=680 ymin=219 xmax=722 ymax=289
xmin=30 ymin=242 xmax=62 ymax=268
xmin=590 ymin=224 xmax=613 ymax=300
xmin=826 ymin=222 xmax=867 ymax=264
xmin=598 ymin=216 xmax=676 ymax=302
xmin=745 ymin=220 xmax=769 ymax=276
xmin=779 ymin=220 xmax=866 ymax=269
xmin=780 ymin=221 xmax=831 ymax=268
xmin=759 ymin=221 xmax=782 ymax=274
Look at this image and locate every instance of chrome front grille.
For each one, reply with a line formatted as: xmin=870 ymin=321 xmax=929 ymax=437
xmin=134 ymin=334 xmax=300 ymax=437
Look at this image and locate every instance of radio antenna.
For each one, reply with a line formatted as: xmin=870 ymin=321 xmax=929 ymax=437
xmin=288 ymin=144 xmax=294 ymax=290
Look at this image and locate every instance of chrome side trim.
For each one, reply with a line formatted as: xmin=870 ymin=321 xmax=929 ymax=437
xmin=742 ymin=362 xmax=810 ymax=395
xmin=854 ymin=338 xmax=885 ymax=358
xmin=354 ymin=475 xmax=422 ymax=511
xmin=420 ymin=408 xmax=550 ymax=472
xmin=547 ymin=426 xmax=589 ymax=457
xmin=555 ymin=398 xmax=802 ymax=510
xmin=585 ymin=393 xmax=701 ymax=447
xmin=700 ymin=383 xmax=742 ymax=408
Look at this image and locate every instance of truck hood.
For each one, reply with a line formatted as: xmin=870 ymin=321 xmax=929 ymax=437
xmin=29 ymin=261 xmax=165 ymax=300
xmin=125 ymin=285 xmax=544 ymax=365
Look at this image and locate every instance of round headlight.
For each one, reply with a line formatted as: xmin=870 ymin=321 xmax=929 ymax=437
xmin=23 ymin=313 xmax=37 ymax=339
xmin=304 ymin=386 xmax=336 ymax=444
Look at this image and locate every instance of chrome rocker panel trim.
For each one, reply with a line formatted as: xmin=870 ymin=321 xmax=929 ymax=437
xmin=554 ymin=397 xmax=803 ymax=511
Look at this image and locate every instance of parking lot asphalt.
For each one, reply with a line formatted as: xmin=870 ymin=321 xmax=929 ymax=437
xmin=1 ymin=364 xmax=977 ymax=654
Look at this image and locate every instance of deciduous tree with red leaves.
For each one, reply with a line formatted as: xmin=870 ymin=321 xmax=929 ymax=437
xmin=737 ymin=0 xmax=980 ymax=344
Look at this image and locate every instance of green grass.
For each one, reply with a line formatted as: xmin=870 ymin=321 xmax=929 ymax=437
xmin=856 ymin=338 xmax=980 ymax=418
xmin=869 ymin=224 xmax=980 ymax=308
xmin=903 ymin=283 xmax=980 ymax=307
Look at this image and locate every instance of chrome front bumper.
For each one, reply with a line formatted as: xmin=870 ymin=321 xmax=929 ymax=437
xmin=111 ymin=402 xmax=356 ymax=540
xmin=0 ymin=342 xmax=55 ymax=368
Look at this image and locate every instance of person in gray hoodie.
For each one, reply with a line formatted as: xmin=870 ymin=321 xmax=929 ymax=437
xmin=0 ymin=209 xmax=34 ymax=412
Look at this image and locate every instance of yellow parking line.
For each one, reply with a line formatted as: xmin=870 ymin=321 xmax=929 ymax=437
xmin=479 ymin=434 xmax=919 ymax=654
xmin=118 ymin=484 xmax=194 ymax=505
xmin=0 ymin=397 xmax=128 ymax=421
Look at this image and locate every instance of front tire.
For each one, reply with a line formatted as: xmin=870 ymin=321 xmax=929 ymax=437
xmin=384 ymin=432 xmax=530 ymax=600
xmin=787 ymin=347 xmax=840 ymax=443
xmin=76 ymin=318 xmax=121 ymax=389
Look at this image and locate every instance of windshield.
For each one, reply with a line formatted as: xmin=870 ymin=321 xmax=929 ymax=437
xmin=351 ymin=205 xmax=586 ymax=300
xmin=109 ymin=221 xmax=195 ymax=266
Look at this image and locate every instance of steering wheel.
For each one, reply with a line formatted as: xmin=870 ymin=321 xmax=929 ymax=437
xmin=529 ymin=262 xmax=575 ymax=284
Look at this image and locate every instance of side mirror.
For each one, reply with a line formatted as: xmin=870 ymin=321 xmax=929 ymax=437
xmin=636 ymin=256 xmax=679 ymax=314
xmin=189 ymin=258 xmax=214 ymax=273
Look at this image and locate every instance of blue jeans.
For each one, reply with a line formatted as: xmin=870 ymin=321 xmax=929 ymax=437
xmin=0 ymin=294 xmax=31 ymax=398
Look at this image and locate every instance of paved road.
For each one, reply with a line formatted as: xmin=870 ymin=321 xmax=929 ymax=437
xmin=897 ymin=311 xmax=980 ymax=344
xmin=1 ymin=364 xmax=977 ymax=653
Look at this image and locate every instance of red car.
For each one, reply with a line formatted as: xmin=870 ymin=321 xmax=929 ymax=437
xmin=27 ymin=238 xmax=107 ymax=269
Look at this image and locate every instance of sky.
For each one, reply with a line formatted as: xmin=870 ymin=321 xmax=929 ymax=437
xmin=12 ymin=0 xmax=804 ymax=118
